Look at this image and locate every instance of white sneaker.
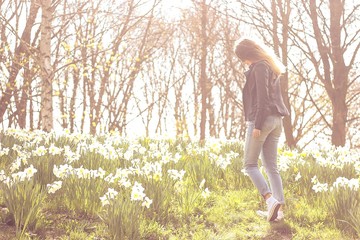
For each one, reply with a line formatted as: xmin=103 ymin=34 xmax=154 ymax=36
xmin=256 ymin=210 xmax=284 ymax=221
xmin=266 ymin=196 xmax=281 ymax=221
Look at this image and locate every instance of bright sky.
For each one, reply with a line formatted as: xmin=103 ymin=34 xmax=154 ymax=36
xmin=158 ymin=0 xmax=193 ymax=20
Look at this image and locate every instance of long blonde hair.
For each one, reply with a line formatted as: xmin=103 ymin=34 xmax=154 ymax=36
xmin=235 ymin=38 xmax=286 ymax=76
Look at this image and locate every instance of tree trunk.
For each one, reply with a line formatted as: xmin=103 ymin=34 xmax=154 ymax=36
xmin=17 ymin=62 xmax=31 ymax=128
xmin=271 ymin=0 xmax=296 ymax=148
xmin=328 ymin=0 xmax=348 ymax=146
xmin=70 ymin=68 xmax=80 ymax=132
xmin=208 ymin=94 xmax=216 ymax=137
xmin=199 ymin=0 xmax=208 ymax=141
xmin=59 ymin=71 xmax=68 ymax=130
xmin=39 ymin=0 xmax=53 ymax=132
xmin=332 ymin=95 xmax=348 ymax=146
xmin=281 ymin=72 xmax=296 ymax=148
xmin=308 ymin=0 xmax=350 ymax=146
xmin=0 ymin=1 xmax=39 ymax=122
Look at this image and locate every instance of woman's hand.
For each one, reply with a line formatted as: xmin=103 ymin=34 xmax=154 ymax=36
xmin=252 ymin=129 xmax=261 ymax=138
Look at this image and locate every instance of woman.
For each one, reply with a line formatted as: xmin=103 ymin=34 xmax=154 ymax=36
xmin=235 ymin=38 xmax=289 ymax=222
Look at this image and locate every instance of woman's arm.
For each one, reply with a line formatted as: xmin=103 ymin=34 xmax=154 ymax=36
xmin=253 ymin=62 xmax=270 ymax=132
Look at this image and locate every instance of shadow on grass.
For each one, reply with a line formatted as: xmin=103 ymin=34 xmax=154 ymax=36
xmin=263 ymin=220 xmax=293 ymax=240
xmin=0 ymin=223 xmax=16 ymax=240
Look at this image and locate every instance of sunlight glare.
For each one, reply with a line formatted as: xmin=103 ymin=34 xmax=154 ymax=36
xmin=159 ymin=0 xmax=192 ymax=20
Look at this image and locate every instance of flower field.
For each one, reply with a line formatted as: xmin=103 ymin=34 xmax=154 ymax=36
xmin=0 ymin=129 xmax=359 ymax=240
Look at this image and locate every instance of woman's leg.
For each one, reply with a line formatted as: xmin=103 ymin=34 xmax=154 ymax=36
xmin=261 ymin=116 xmax=284 ymax=204
xmin=243 ymin=121 xmax=271 ymax=197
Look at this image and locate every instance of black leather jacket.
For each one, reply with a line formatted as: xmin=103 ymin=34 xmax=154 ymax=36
xmin=242 ymin=60 xmax=289 ymax=130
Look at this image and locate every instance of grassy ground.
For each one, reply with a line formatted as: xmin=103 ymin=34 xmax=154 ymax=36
xmin=0 ymin=188 xmax=356 ymax=240
xmin=0 ymin=131 xmax=359 ymax=240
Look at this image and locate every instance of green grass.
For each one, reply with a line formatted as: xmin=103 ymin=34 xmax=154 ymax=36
xmin=0 ymin=130 xmax=359 ymax=239
xmin=0 ymin=186 xmax=357 ymax=239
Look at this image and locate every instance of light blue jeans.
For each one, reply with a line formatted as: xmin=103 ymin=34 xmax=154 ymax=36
xmin=243 ymin=115 xmax=285 ymax=204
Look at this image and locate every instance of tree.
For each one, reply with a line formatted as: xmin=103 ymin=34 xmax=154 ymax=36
xmin=206 ymin=2 xmax=244 ymax=139
xmin=293 ymin=0 xmax=360 ymax=146
xmin=199 ymin=0 xmax=210 ymax=141
xmin=39 ymin=0 xmax=54 ymax=131
xmin=0 ymin=0 xmax=40 ymax=126
xmin=104 ymin=0 xmax=164 ymax=135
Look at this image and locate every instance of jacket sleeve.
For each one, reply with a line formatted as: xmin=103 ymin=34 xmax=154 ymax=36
xmin=253 ymin=62 xmax=270 ymax=130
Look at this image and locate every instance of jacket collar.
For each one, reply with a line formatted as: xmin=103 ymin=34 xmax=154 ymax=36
xmin=244 ymin=60 xmax=269 ymax=77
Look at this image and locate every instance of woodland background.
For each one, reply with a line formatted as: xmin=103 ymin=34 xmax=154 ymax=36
xmin=0 ymin=0 xmax=359 ymax=149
